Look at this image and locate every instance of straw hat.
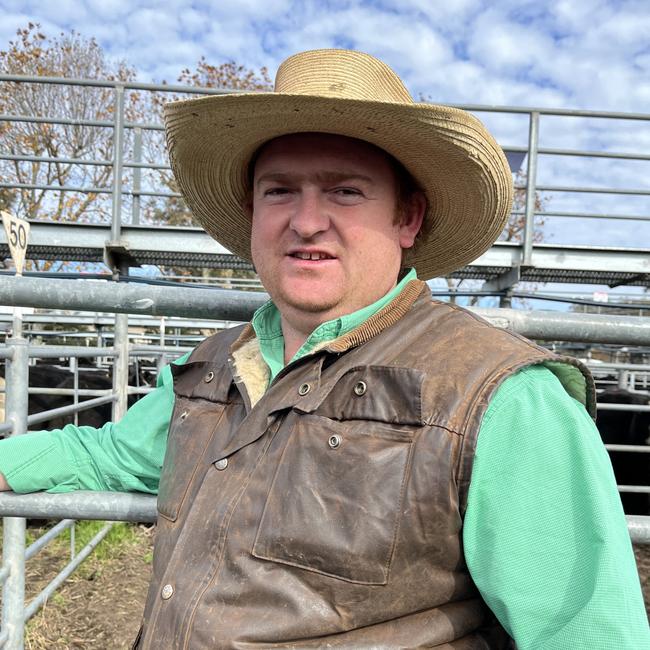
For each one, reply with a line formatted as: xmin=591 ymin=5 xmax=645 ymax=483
xmin=164 ymin=49 xmax=513 ymax=280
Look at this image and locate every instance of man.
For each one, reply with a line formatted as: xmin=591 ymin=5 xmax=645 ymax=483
xmin=0 ymin=49 xmax=648 ymax=648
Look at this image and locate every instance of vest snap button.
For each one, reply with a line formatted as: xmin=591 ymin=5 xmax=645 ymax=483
xmin=180 ymin=410 xmax=189 ymax=421
xmin=204 ymin=371 xmax=215 ymax=383
xmin=214 ymin=458 xmax=228 ymax=471
xmin=161 ymin=584 xmax=174 ymax=600
xmin=298 ymin=383 xmax=311 ymax=396
xmin=353 ymin=380 xmax=367 ymax=396
xmin=328 ymin=434 xmax=342 ymax=449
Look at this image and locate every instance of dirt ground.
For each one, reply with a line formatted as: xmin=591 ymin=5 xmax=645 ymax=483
xmin=22 ymin=524 xmax=153 ymax=650
xmin=12 ymin=528 xmax=650 ymax=648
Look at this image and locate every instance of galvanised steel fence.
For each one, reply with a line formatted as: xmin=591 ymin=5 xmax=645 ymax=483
xmin=1 ymin=74 xmax=650 ymax=287
xmin=1 ymin=283 xmax=650 ymax=648
xmin=1 ymin=75 xmax=650 ymax=648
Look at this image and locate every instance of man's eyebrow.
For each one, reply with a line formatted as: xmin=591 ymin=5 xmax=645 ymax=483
xmin=256 ymin=171 xmax=374 ymax=187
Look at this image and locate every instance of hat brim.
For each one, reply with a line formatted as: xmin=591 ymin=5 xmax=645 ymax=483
xmin=164 ymin=93 xmax=513 ymax=280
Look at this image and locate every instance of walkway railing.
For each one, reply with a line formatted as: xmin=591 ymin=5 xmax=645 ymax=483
xmin=1 ymin=74 xmax=650 ymax=287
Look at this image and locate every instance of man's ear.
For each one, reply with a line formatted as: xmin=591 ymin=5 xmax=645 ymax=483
xmin=398 ymin=191 xmax=426 ymax=249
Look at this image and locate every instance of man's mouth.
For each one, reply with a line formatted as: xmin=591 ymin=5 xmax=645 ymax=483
xmin=289 ymin=251 xmax=335 ymax=261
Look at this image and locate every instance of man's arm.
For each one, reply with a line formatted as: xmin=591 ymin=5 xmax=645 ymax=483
xmin=464 ymin=365 xmax=649 ymax=649
xmin=0 ymin=473 xmax=9 ymax=491
xmin=0 ymin=353 xmax=188 ymax=495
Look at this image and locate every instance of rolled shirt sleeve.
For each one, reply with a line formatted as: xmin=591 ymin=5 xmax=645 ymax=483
xmin=464 ymin=365 xmax=649 ymax=649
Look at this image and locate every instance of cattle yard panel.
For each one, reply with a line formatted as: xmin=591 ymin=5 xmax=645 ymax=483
xmin=2 ymin=74 xmax=650 ymax=288
xmin=0 ymin=284 xmax=650 ymax=648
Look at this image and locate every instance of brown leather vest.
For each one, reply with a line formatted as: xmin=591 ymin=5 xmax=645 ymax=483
xmin=137 ymin=281 xmax=595 ymax=649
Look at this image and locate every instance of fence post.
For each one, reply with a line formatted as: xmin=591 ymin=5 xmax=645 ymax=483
xmin=132 ymin=127 xmax=142 ymax=225
xmin=1 ymin=330 xmax=29 ymax=649
xmin=111 ymin=84 xmax=126 ymax=242
xmin=522 ymin=111 xmax=540 ymax=266
xmin=112 ymin=264 xmax=130 ymax=421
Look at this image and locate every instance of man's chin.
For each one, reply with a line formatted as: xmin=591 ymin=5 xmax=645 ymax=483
xmin=283 ymin=295 xmax=341 ymax=315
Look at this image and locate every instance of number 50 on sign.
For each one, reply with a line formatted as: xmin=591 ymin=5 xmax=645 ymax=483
xmin=1 ymin=210 xmax=30 ymax=276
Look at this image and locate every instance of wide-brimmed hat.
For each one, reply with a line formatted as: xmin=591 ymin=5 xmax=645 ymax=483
xmin=164 ymin=49 xmax=513 ymax=280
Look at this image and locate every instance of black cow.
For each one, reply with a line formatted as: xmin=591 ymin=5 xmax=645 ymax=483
xmin=596 ymin=387 xmax=650 ymax=516
xmin=0 ymin=362 xmax=157 ymax=435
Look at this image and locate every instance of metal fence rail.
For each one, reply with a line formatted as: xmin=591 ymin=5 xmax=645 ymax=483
xmin=1 ymin=279 xmax=650 ymax=648
xmin=1 ymin=74 xmax=650 ymax=288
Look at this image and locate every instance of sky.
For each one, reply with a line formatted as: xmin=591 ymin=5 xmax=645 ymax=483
xmin=2 ymin=0 xmax=649 ymax=110
xmin=1 ymin=0 xmax=649 ymax=303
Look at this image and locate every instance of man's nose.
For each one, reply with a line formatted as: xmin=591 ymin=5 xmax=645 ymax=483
xmin=290 ymin=190 xmax=330 ymax=238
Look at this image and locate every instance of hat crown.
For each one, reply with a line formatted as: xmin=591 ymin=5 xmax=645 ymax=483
xmin=274 ymin=49 xmax=413 ymax=104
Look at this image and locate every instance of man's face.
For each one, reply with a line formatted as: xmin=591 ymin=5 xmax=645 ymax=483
xmin=250 ymin=133 xmax=423 ymax=331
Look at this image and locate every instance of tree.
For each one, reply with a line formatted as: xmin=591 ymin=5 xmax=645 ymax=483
xmin=140 ymin=58 xmax=272 ymax=229
xmin=0 ymin=25 xmax=141 ymax=226
xmin=134 ymin=58 xmax=271 ymax=282
xmin=499 ymin=170 xmax=546 ymax=243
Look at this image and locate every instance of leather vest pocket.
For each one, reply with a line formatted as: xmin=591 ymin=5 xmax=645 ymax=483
xmin=252 ymin=415 xmax=413 ymax=585
xmin=157 ymin=397 xmax=226 ymax=522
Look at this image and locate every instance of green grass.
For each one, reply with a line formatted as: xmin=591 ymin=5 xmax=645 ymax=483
xmin=3 ymin=520 xmax=145 ymax=561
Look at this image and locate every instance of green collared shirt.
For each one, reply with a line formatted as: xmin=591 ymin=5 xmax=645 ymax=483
xmin=0 ymin=272 xmax=647 ymax=648
xmin=251 ymin=268 xmax=417 ymax=381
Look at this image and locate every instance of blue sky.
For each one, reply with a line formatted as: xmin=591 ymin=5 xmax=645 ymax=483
xmin=2 ymin=0 xmax=649 ymax=110
xmin=1 ymin=0 xmax=649 ymax=303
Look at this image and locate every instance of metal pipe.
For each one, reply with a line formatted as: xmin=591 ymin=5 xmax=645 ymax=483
xmin=24 ymin=388 xmax=113 ymax=397
xmin=0 ymin=153 xmax=169 ymax=171
xmin=619 ymin=485 xmax=650 ymax=494
xmin=534 ymin=184 xmax=650 ymax=196
xmin=24 ymin=394 xmax=116 ymax=427
xmin=23 ymin=523 xmax=114 ymax=623
xmin=597 ymin=403 xmax=650 ymax=412
xmin=628 ymin=516 xmax=650 ymax=544
xmin=1 ymin=332 xmax=29 ymax=650
xmin=0 ymin=181 xmax=112 ymax=194
xmin=474 ymin=308 xmax=650 ymax=346
xmin=0 ymin=396 xmax=118 ymax=433
xmin=4 ymin=277 xmax=650 ymax=345
xmin=0 ymin=182 xmax=179 ymax=198
xmin=71 ymin=356 xmax=79 ymax=427
xmin=111 ymin=85 xmax=126 ymax=243
xmin=0 ymin=276 xmax=268 ymax=322
xmin=0 ymin=492 xmax=157 ymax=523
xmin=27 ymin=346 xmax=116 ymax=359
xmin=25 ymin=520 xmax=75 ymax=561
xmin=113 ymin=311 xmax=130 ymax=420
xmin=605 ymin=444 xmax=650 ymax=453
xmin=132 ymin=127 xmax=142 ymax=225
xmin=519 ymin=210 xmax=650 ymax=222
xmin=522 ymin=111 xmax=539 ymax=266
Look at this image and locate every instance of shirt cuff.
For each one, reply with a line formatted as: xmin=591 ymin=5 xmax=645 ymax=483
xmin=0 ymin=431 xmax=78 ymax=493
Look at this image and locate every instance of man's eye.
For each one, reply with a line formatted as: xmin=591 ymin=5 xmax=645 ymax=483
xmin=264 ymin=187 xmax=290 ymax=196
xmin=334 ymin=187 xmax=361 ymax=195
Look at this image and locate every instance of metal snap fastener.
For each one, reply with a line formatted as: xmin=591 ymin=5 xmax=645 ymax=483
xmin=161 ymin=584 xmax=174 ymax=600
xmin=298 ymin=383 xmax=311 ymax=396
xmin=179 ymin=410 xmax=189 ymax=421
xmin=214 ymin=458 xmax=228 ymax=471
xmin=353 ymin=380 xmax=367 ymax=396
xmin=204 ymin=371 xmax=215 ymax=383
xmin=328 ymin=434 xmax=342 ymax=449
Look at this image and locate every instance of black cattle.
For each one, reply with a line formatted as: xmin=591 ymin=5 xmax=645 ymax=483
xmin=596 ymin=387 xmax=650 ymax=516
xmin=0 ymin=362 xmax=157 ymax=435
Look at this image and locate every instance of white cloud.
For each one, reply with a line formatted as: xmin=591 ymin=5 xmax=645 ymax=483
xmin=2 ymin=0 xmax=650 ymax=249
